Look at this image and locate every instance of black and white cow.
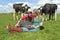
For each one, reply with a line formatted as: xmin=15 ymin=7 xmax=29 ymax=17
xmin=38 ymin=3 xmax=57 ymax=21
xmin=13 ymin=3 xmax=30 ymax=20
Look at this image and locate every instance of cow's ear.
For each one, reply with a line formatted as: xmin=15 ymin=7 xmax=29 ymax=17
xmin=38 ymin=8 xmax=40 ymax=10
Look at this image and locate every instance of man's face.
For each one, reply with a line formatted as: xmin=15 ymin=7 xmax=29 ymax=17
xmin=28 ymin=12 xmax=32 ymax=16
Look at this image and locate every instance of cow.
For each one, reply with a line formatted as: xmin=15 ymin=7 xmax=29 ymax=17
xmin=38 ymin=3 xmax=57 ymax=21
xmin=13 ymin=3 xmax=30 ymax=20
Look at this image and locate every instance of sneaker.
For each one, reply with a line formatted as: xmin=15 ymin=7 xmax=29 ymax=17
xmin=7 ymin=24 xmax=22 ymax=32
xmin=7 ymin=24 xmax=14 ymax=32
xmin=7 ymin=24 xmax=11 ymax=32
xmin=40 ymin=26 xmax=44 ymax=30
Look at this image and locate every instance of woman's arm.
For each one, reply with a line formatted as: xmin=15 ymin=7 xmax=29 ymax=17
xmin=39 ymin=15 xmax=44 ymax=23
xmin=38 ymin=15 xmax=44 ymax=26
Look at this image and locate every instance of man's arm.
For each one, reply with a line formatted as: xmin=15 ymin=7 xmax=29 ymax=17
xmin=15 ymin=14 xmax=28 ymax=27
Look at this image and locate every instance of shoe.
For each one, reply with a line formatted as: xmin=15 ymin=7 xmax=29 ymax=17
xmin=7 ymin=24 xmax=12 ymax=32
xmin=7 ymin=24 xmax=22 ymax=32
xmin=40 ymin=26 xmax=44 ymax=30
xmin=7 ymin=24 xmax=15 ymax=32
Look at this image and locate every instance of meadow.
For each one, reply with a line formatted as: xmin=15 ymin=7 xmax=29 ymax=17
xmin=0 ymin=13 xmax=60 ymax=40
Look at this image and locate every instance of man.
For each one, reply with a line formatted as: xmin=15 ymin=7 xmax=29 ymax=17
xmin=15 ymin=9 xmax=34 ymax=27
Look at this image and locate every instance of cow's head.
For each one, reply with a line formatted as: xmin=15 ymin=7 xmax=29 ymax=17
xmin=38 ymin=6 xmax=44 ymax=15
xmin=22 ymin=4 xmax=31 ymax=13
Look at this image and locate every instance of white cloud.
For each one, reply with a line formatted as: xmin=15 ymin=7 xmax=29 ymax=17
xmin=14 ymin=2 xmax=32 ymax=6
xmin=58 ymin=5 xmax=60 ymax=8
xmin=0 ymin=5 xmax=3 ymax=7
xmin=32 ymin=5 xmax=40 ymax=10
xmin=8 ymin=3 xmax=13 ymax=6
xmin=52 ymin=0 xmax=60 ymax=4
xmin=0 ymin=3 xmax=13 ymax=13
xmin=0 ymin=2 xmax=33 ymax=13
xmin=38 ymin=0 xmax=51 ymax=6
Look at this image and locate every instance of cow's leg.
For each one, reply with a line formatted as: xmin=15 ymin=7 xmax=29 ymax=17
xmin=45 ymin=13 xmax=49 ymax=21
xmin=21 ymin=12 xmax=24 ymax=17
xmin=55 ymin=10 xmax=57 ymax=21
xmin=16 ymin=12 xmax=19 ymax=20
xmin=19 ymin=12 xmax=22 ymax=18
xmin=51 ymin=13 xmax=55 ymax=20
xmin=13 ymin=9 xmax=16 ymax=20
xmin=16 ymin=15 xmax=18 ymax=20
xmin=49 ymin=13 xmax=51 ymax=20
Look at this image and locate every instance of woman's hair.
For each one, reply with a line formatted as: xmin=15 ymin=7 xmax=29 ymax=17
xmin=33 ymin=9 xmax=40 ymax=15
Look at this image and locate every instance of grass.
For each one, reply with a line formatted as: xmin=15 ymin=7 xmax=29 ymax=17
xmin=0 ymin=13 xmax=60 ymax=40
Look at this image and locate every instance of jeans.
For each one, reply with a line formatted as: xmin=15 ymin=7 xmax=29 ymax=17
xmin=21 ymin=27 xmax=40 ymax=32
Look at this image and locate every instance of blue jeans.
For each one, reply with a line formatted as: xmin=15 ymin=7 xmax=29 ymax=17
xmin=21 ymin=27 xmax=40 ymax=32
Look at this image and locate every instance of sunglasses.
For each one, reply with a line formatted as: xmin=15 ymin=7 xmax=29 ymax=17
xmin=29 ymin=12 xmax=32 ymax=13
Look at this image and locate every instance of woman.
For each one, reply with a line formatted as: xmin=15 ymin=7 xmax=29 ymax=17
xmin=7 ymin=9 xmax=44 ymax=32
xmin=32 ymin=9 xmax=44 ymax=29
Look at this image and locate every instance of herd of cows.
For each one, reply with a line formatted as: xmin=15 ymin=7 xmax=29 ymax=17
xmin=13 ymin=3 xmax=57 ymax=21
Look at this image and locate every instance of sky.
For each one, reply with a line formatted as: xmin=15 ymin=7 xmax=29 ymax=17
xmin=0 ymin=0 xmax=60 ymax=13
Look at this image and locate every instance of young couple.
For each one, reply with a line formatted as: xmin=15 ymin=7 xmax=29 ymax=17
xmin=7 ymin=9 xmax=44 ymax=32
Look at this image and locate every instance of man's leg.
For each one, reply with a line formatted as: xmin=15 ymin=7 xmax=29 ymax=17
xmin=7 ymin=24 xmax=22 ymax=32
xmin=21 ymin=27 xmax=29 ymax=32
xmin=29 ymin=28 xmax=40 ymax=32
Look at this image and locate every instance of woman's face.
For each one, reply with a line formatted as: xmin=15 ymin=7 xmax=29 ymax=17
xmin=33 ymin=13 xmax=37 ymax=17
xmin=33 ymin=10 xmax=39 ymax=17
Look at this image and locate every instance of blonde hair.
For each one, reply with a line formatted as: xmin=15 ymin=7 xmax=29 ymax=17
xmin=33 ymin=9 xmax=40 ymax=15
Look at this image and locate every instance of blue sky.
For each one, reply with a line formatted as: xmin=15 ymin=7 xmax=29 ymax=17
xmin=0 ymin=0 xmax=38 ymax=5
xmin=0 ymin=0 xmax=60 ymax=13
